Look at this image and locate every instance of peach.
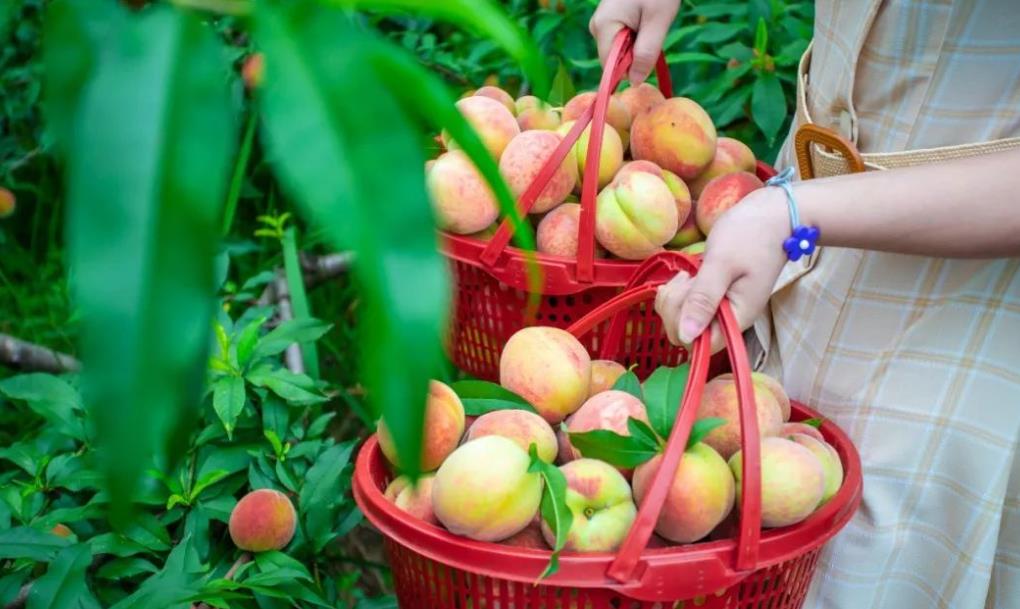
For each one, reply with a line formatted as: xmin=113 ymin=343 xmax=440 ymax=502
xmin=595 ymin=170 xmax=678 ymax=260
xmin=384 ymin=474 xmax=438 ymax=525
xmin=562 ymin=92 xmax=632 ymax=146
xmin=632 ymin=443 xmax=735 ymax=543
xmin=51 ymin=524 xmax=73 ymax=538
xmin=432 ymin=436 xmax=543 ymax=542
xmin=502 ymin=518 xmax=549 ymax=549
xmin=0 ymin=188 xmax=14 ymax=218
xmin=427 ymin=151 xmax=499 ymax=235
xmin=688 ymin=137 xmax=757 ymax=198
xmin=541 ymin=459 xmax=637 ymax=552
xmin=558 ymin=120 xmax=624 ymax=188
xmin=467 ymin=223 xmax=499 ymax=242
xmin=500 ymin=327 xmax=591 ymax=424
xmin=681 ymin=241 xmax=706 ymax=255
xmin=536 ymin=202 xmax=581 ymax=257
xmin=378 ymin=380 xmax=466 ymax=472
xmin=630 ymin=97 xmax=717 ymax=180
xmin=667 ymin=214 xmax=705 ymax=249
xmin=515 ymin=95 xmax=542 ymax=114
xmin=474 ymin=86 xmax=516 ymax=115
xmin=695 ymin=171 xmax=763 ymax=235
xmin=716 ymin=371 xmax=791 ymax=421
xmin=241 ymin=52 xmax=264 ymax=90
xmin=442 ymin=96 xmax=520 ymax=159
xmin=728 ymin=437 xmax=825 ymax=528
xmin=499 ymin=130 xmax=577 ymax=213
xmin=780 ymin=422 xmax=825 ymax=443
xmin=589 ymin=360 xmax=627 ymax=396
xmin=696 ymin=377 xmax=783 ymax=460
xmin=559 ymin=390 xmax=649 ymax=468
xmin=516 ymin=97 xmax=561 ymax=131
xmin=228 ymin=489 xmax=297 ymax=552
xmin=464 ymin=409 xmax=559 ymax=463
xmin=789 ymin=434 xmax=843 ymax=505
xmin=614 ymin=160 xmax=692 ymax=227
xmin=615 ymin=83 xmax=666 ymax=121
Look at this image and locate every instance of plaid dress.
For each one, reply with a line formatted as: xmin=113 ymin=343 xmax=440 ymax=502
xmin=748 ymin=1 xmax=1020 ymax=608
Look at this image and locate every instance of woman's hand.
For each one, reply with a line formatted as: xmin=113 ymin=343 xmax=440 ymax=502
xmin=655 ymin=187 xmax=790 ymax=350
xmin=589 ymin=0 xmax=682 ymax=84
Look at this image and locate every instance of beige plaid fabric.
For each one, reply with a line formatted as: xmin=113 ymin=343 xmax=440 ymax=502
xmin=746 ymin=1 xmax=1020 ymax=608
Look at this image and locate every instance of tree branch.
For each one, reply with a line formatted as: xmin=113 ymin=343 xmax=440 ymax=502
xmin=0 ymin=333 xmax=80 ymax=373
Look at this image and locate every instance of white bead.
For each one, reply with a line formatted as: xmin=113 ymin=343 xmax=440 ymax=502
xmin=800 ymin=239 xmax=810 ymax=250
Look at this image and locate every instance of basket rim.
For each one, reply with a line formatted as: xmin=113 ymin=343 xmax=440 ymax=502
xmin=353 ymin=400 xmax=863 ymax=595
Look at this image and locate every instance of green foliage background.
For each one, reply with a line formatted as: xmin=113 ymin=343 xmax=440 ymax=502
xmin=0 ymin=0 xmax=812 ymax=606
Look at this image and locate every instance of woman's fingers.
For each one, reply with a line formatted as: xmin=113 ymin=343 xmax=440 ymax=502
xmin=589 ymin=2 xmax=639 ymax=68
xmin=628 ymin=2 xmax=680 ymax=83
xmin=655 ymin=271 xmax=692 ymax=345
xmin=677 ymin=252 xmax=737 ymax=344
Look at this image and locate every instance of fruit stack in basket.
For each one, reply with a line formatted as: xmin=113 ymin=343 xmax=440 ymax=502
xmin=379 ymin=325 xmax=845 ymax=555
xmin=427 ymin=83 xmax=766 ymax=259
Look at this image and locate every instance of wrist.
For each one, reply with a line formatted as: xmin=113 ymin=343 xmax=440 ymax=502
xmin=763 ymin=168 xmax=820 ymax=262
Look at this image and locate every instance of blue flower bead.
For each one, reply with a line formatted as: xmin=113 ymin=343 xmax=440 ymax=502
xmin=782 ymin=225 xmax=820 ymax=262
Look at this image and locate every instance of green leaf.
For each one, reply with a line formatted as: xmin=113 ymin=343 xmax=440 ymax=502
xmin=60 ymin=3 xmax=238 ymax=518
xmin=709 ymin=85 xmax=752 ymax=128
xmin=254 ymin=318 xmax=333 ymax=359
xmin=527 ymin=445 xmax=571 ymax=580
xmin=690 ymin=22 xmax=745 ymax=45
xmin=803 ymin=417 xmax=824 ymax=429
xmin=566 ymin=427 xmax=657 ymax=469
xmin=88 ymin=533 xmax=149 ymax=558
xmin=300 ymin=441 xmax=356 ymax=551
xmin=611 ymin=371 xmax=643 ymax=401
xmin=688 ymin=417 xmax=727 ymax=450
xmin=96 ymin=557 xmax=159 ymax=580
xmin=212 ymin=376 xmax=247 ymax=438
xmin=234 ymin=315 xmax=266 ymax=369
xmin=691 ymin=3 xmax=748 ymax=18
xmin=754 ymin=17 xmax=769 ymax=55
xmin=255 ymin=5 xmax=445 ymax=478
xmin=120 ymin=513 xmax=172 ymax=553
xmin=662 ymin=24 xmax=703 ymax=51
xmin=626 ymin=418 xmax=662 ymax=451
xmin=282 ymin=227 xmax=320 ymax=378
xmin=547 ymin=58 xmax=576 ymax=106
xmin=306 ymin=412 xmax=336 ymax=438
xmin=0 ymin=374 xmax=86 ymax=441
xmin=449 ymin=380 xmax=538 ymax=415
xmin=262 ymin=395 xmax=290 ymax=440
xmin=26 ymin=544 xmax=92 ymax=609
xmin=642 ymin=364 xmax=690 ymax=439
xmin=0 ymin=527 xmax=71 ymax=561
xmin=664 ymin=52 xmax=726 ymax=65
xmin=246 ymin=367 xmax=327 ymax=405
xmin=0 ymin=571 xmax=30 ymax=607
xmin=189 ymin=469 xmax=230 ymax=502
xmin=751 ymin=72 xmax=787 ymax=144
xmin=108 ymin=535 xmax=202 ymax=609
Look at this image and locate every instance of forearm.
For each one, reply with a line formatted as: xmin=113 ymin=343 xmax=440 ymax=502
xmin=793 ymin=148 xmax=1020 ymax=258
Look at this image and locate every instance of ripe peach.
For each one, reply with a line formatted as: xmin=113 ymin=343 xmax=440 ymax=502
xmin=378 ymin=380 xmax=466 ymax=472
xmin=695 ymin=171 xmax=763 ymax=235
xmin=559 ymin=390 xmax=650 ymax=475
xmin=516 ymin=97 xmax=561 ymax=131
xmin=384 ymin=474 xmax=438 ymax=525
xmin=228 ymin=489 xmax=297 ymax=552
xmin=630 ymin=97 xmax=717 ymax=180
xmin=728 ymin=437 xmax=825 ymax=528
xmin=716 ymin=371 xmax=791 ymax=421
xmin=515 ymin=95 xmax=542 ymax=114
xmin=595 ymin=170 xmax=678 ymax=260
xmin=789 ymin=434 xmax=843 ymax=505
xmin=562 ymin=92 xmax=632 ymax=146
xmin=500 ymin=130 xmax=577 ymax=213
xmin=432 ymin=436 xmax=543 ymax=542
xmin=632 ymin=443 xmax=735 ymax=543
xmin=465 ymin=409 xmax=559 ymax=463
xmin=688 ymin=137 xmax=757 ymax=198
xmin=536 ymin=202 xmax=581 ymax=257
xmin=696 ymin=377 xmax=782 ymax=460
xmin=614 ymin=160 xmax=692 ymax=227
xmin=500 ymin=327 xmax=592 ymax=424
xmin=502 ymin=518 xmax=549 ymax=549
xmin=442 ymin=96 xmax=520 ymax=159
xmin=667 ymin=214 xmax=705 ymax=249
xmin=241 ymin=52 xmax=264 ymax=90
xmin=780 ymin=422 xmax=825 ymax=443
xmin=0 ymin=188 xmax=14 ymax=218
xmin=541 ymin=459 xmax=637 ymax=552
xmin=474 ymin=86 xmax=516 ymax=115
xmin=51 ymin=524 xmax=73 ymax=538
xmin=615 ymin=83 xmax=666 ymax=121
xmin=589 ymin=360 xmax=627 ymax=396
xmin=558 ymin=120 xmax=624 ymax=188
xmin=427 ymin=151 xmax=499 ymax=235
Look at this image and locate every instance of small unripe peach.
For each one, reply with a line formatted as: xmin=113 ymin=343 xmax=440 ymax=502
xmin=515 ymin=95 xmax=542 ymax=114
xmin=442 ymin=96 xmax=520 ymax=159
xmin=474 ymin=86 xmax=516 ymax=115
xmin=559 ymin=121 xmax=624 ymax=189
xmin=228 ymin=489 xmax=297 ymax=552
xmin=427 ymin=151 xmax=499 ymax=235
xmin=589 ymin=360 xmax=627 ymax=396
xmin=0 ymin=188 xmax=14 ymax=218
xmin=615 ymin=83 xmax=666 ymax=121
xmin=464 ymin=409 xmax=559 ymax=463
xmin=615 ymin=161 xmax=692 ymax=227
xmin=595 ymin=170 xmax=678 ymax=260
xmin=384 ymin=474 xmax=438 ymax=525
xmin=789 ymin=433 xmax=844 ymax=506
xmin=499 ymin=130 xmax=576 ymax=213
xmin=378 ymin=380 xmax=466 ymax=472
xmin=500 ymin=327 xmax=592 ymax=424
xmin=695 ymin=171 xmax=763 ymax=235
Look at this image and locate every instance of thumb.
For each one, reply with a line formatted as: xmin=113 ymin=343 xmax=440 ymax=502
xmin=677 ymin=257 xmax=735 ymax=344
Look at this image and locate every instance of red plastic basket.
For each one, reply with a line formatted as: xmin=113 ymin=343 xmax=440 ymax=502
xmin=442 ymin=29 xmax=777 ymax=381
xmin=354 ymin=252 xmax=863 ymax=609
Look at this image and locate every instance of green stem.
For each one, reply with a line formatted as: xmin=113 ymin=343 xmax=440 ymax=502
xmin=221 ymin=110 xmax=258 ymax=236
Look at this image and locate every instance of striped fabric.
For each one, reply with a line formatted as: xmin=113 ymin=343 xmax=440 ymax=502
xmin=746 ymin=1 xmax=1020 ymax=608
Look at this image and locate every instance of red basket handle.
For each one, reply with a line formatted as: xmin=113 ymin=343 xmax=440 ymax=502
xmin=565 ymin=252 xmax=764 ymax=585
xmin=479 ymin=28 xmax=674 ymax=283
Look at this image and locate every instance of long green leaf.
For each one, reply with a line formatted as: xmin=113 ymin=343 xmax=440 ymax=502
xmin=641 ymin=364 xmax=690 ymax=439
xmin=281 ymin=227 xmax=319 ymax=377
xmin=212 ymin=376 xmax=246 ymax=438
xmin=0 ymin=374 xmax=86 ymax=441
xmin=26 ymin=544 xmax=92 ymax=609
xmin=255 ymin=2 xmax=444 ymax=478
xmin=566 ymin=427 xmax=657 ymax=469
xmin=299 ymin=441 xmax=356 ymax=552
xmin=751 ymin=72 xmax=787 ymax=144
xmin=0 ymin=527 xmax=71 ymax=562
xmin=59 ymin=5 xmax=237 ymax=518
xmin=327 ymin=0 xmax=548 ymax=96
xmin=527 ymin=445 xmax=570 ymax=580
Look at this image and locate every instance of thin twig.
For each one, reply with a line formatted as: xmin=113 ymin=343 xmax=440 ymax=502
xmin=3 ymin=584 xmax=29 ymax=609
xmin=0 ymin=333 xmax=81 ymax=373
xmin=255 ymin=252 xmax=354 ymax=308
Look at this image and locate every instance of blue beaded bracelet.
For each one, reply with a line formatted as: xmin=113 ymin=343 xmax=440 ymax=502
xmin=765 ymin=166 xmax=820 ymax=262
